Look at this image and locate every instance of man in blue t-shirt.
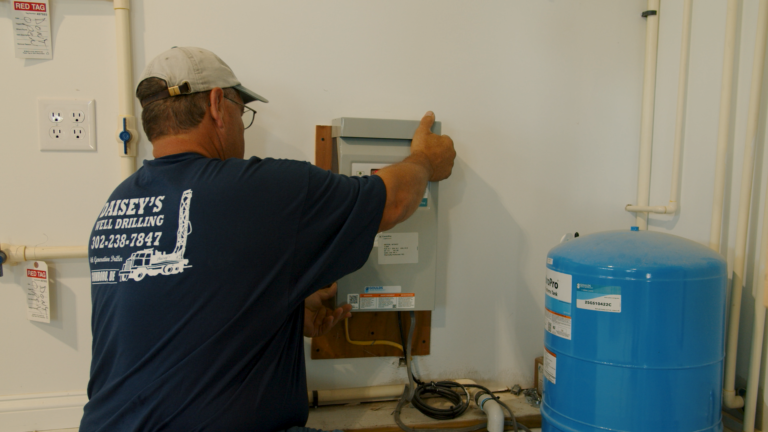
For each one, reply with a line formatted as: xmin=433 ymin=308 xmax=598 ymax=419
xmin=81 ymin=47 xmax=455 ymax=432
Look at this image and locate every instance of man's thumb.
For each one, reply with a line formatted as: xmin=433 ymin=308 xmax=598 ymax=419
xmin=418 ymin=111 xmax=435 ymax=133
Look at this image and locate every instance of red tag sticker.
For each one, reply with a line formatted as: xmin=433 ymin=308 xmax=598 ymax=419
xmin=27 ymin=269 xmax=47 ymax=279
xmin=13 ymin=2 xmax=46 ymax=12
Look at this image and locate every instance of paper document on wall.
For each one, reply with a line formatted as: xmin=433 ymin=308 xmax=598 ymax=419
xmin=25 ymin=261 xmax=50 ymax=323
xmin=12 ymin=1 xmax=53 ymax=59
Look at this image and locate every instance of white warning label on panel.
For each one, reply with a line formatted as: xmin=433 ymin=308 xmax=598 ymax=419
xmin=378 ymin=232 xmax=419 ymax=265
xmin=347 ymin=294 xmax=360 ymax=309
xmin=545 ymin=307 xmax=571 ymax=340
xmin=359 ymin=293 xmax=415 ymax=309
xmin=544 ymin=348 xmax=557 ymax=384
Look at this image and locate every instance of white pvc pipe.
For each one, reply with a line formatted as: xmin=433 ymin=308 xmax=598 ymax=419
xmin=625 ymin=204 xmax=672 ymax=214
xmin=626 ymin=0 xmax=691 ymax=218
xmin=114 ymin=0 xmax=138 ymax=180
xmin=724 ymin=0 xmax=768 ymax=410
xmin=477 ymin=393 xmax=504 ymax=432
xmin=665 ymin=0 xmax=692 ymax=216
xmin=307 ymin=384 xmax=406 ymax=406
xmin=744 ymin=183 xmax=768 ymax=431
xmin=634 ymin=0 xmax=661 ymax=231
xmin=306 ymin=379 xmax=481 ymax=407
xmin=0 ymin=244 xmax=88 ymax=265
xmin=709 ymin=0 xmax=740 ymax=254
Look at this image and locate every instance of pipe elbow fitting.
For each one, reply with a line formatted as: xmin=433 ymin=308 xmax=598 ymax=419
xmin=723 ymin=389 xmax=744 ymax=409
xmin=665 ymin=202 xmax=678 ymax=214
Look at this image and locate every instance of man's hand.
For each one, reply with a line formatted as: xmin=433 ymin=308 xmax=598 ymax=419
xmin=410 ymin=111 xmax=455 ymax=182
xmin=304 ymin=283 xmax=353 ymax=338
xmin=374 ymin=111 xmax=456 ymax=232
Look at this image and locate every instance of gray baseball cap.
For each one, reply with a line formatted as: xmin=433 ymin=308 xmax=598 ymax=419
xmin=136 ymin=46 xmax=268 ymax=107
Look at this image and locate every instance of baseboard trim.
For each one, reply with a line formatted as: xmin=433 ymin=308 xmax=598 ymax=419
xmin=0 ymin=391 xmax=86 ymax=432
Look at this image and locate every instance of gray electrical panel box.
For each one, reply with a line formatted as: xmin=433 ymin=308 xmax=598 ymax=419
xmin=332 ymin=117 xmax=440 ymax=312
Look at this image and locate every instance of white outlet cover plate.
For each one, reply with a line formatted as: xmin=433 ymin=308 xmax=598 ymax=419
xmin=38 ymin=98 xmax=96 ymax=151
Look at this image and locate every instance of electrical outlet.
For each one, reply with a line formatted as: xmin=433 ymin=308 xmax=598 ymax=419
xmin=69 ymin=110 xmax=85 ymax=123
xmin=39 ymin=99 xmax=96 ymax=151
xmin=49 ymin=127 xmax=66 ymax=139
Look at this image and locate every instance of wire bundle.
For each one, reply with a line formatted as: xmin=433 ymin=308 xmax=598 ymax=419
xmin=394 ymin=312 xmax=530 ymax=432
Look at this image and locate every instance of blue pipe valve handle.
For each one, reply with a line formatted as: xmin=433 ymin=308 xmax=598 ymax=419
xmin=0 ymin=250 xmax=6 ymax=277
xmin=119 ymin=117 xmax=132 ymax=155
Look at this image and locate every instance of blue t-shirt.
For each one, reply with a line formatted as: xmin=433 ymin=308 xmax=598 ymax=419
xmin=81 ymin=153 xmax=386 ymax=432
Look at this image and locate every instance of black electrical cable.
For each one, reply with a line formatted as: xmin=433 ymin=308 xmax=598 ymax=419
xmin=393 ymin=311 xmax=529 ymax=432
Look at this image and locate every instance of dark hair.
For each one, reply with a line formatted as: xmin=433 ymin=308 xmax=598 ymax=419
xmin=136 ymin=78 xmax=239 ymax=142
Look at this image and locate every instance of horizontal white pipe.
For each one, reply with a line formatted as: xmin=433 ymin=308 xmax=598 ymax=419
xmin=710 ymin=0 xmax=740 ymax=253
xmin=306 ymin=379 xmax=480 ymax=407
xmin=477 ymin=393 xmax=504 ymax=432
xmin=634 ymin=0 xmax=661 ymax=231
xmin=307 ymin=384 xmax=406 ymax=406
xmin=725 ymin=0 xmax=768 ymax=410
xmin=0 ymin=244 xmax=88 ymax=265
xmin=625 ymin=203 xmax=676 ymax=214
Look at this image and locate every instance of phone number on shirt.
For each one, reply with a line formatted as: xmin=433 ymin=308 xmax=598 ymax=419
xmin=90 ymin=232 xmax=162 ymax=249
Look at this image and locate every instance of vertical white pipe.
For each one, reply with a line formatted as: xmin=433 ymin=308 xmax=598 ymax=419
xmin=745 ymin=189 xmax=768 ymax=431
xmin=724 ymin=0 xmax=768 ymax=410
xmin=636 ymin=0 xmax=661 ymax=230
xmin=114 ymin=0 xmax=138 ymax=180
xmin=666 ymin=0 xmax=693 ymax=215
xmin=710 ymin=0 xmax=740 ymax=253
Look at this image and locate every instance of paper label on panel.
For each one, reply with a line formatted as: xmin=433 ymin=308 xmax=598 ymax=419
xmin=359 ymin=293 xmax=415 ymax=309
xmin=12 ymin=1 xmax=52 ymax=59
xmin=25 ymin=261 xmax=50 ymax=323
xmin=378 ymin=232 xmax=418 ymax=265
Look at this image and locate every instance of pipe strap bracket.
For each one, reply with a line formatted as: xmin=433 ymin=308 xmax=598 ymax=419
xmin=642 ymin=10 xmax=658 ymax=18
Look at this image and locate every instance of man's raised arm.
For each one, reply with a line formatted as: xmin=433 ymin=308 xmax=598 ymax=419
xmin=374 ymin=111 xmax=456 ymax=232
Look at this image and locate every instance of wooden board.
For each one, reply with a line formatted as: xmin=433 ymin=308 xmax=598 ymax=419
xmin=310 ymin=125 xmax=432 ymax=359
xmin=305 ymin=391 xmax=541 ymax=431
xmin=311 ymin=311 xmax=431 ymax=359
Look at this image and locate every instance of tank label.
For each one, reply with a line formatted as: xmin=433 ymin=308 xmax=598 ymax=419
xmin=544 ymin=348 xmax=556 ymax=384
xmin=545 ymin=269 xmax=572 ymax=303
xmin=576 ymin=284 xmax=621 ymax=313
xmin=545 ymin=307 xmax=571 ymax=340
xmin=545 ymin=269 xmax=572 ymax=339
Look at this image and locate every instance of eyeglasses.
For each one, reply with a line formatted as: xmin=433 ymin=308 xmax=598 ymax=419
xmin=224 ymin=97 xmax=257 ymax=130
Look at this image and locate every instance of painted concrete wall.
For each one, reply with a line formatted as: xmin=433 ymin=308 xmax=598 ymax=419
xmin=1 ymin=0 xmax=767 ymax=429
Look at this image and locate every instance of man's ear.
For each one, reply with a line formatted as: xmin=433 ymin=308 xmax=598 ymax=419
xmin=208 ymin=87 xmax=226 ymax=129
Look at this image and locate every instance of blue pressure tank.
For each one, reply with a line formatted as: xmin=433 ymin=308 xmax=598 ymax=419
xmin=541 ymin=229 xmax=727 ymax=432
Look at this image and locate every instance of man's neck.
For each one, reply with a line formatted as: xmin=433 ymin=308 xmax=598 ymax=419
xmin=152 ymin=131 xmax=224 ymax=160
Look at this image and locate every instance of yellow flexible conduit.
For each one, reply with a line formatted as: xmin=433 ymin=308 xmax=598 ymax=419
xmin=344 ymin=318 xmax=403 ymax=352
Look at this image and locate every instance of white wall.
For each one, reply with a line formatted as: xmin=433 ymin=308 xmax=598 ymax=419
xmin=1 ymin=0 xmax=768 ymax=429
